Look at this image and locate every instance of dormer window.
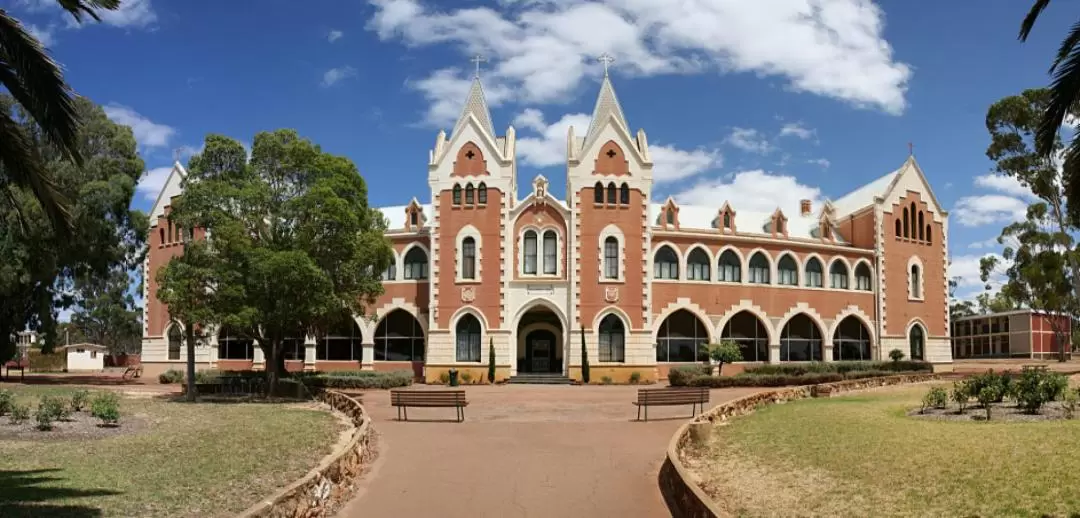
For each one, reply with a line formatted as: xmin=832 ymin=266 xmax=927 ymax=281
xmin=770 ymin=209 xmax=787 ymax=238
xmin=717 ymin=203 xmax=736 ymax=232
xmin=410 ymin=211 xmax=418 ymax=226
xmin=722 ymin=213 xmax=731 ymax=229
xmin=665 ymin=209 xmax=675 ymax=225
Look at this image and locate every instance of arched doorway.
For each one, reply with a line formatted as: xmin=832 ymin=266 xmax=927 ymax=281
xmin=376 ymin=309 xmax=426 ymax=378
xmin=909 ymin=323 xmax=925 ymax=361
xmin=517 ymin=305 xmax=564 ymax=374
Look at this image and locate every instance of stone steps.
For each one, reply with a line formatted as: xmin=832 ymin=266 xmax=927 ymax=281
xmin=507 ymin=373 xmax=575 ymax=385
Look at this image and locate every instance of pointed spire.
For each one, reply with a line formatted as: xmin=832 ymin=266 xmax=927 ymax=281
xmin=453 ymin=56 xmax=496 ymax=138
xmin=584 ymin=54 xmax=629 ymax=148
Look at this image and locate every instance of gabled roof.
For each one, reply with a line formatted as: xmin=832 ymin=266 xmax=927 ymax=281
xmin=583 ymin=74 xmax=629 ymax=151
xmin=828 ymin=168 xmax=899 ymax=218
xmin=647 ymin=203 xmax=847 ymax=244
xmin=149 ymin=161 xmax=187 ymax=226
xmin=376 ymin=204 xmax=432 ymax=231
xmin=452 ymin=77 xmax=496 ymax=139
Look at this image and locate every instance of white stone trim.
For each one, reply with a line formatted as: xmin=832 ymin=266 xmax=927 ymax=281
xmin=592 ymin=305 xmax=634 ymax=332
xmin=517 ymin=225 xmax=564 ymax=278
xmin=775 ymin=302 xmax=831 ymax=346
xmin=684 ymin=245 xmax=714 ymax=282
xmin=907 ymin=255 xmax=925 ymax=301
xmin=454 ymin=224 xmax=483 ymax=283
xmin=801 ymin=252 xmax=826 ymax=288
xmin=745 ymin=248 xmax=773 ymax=285
xmin=652 ymin=298 xmax=715 ymax=343
xmin=827 ymin=305 xmax=877 ymax=345
xmin=598 ymin=224 xmax=626 ymax=282
xmin=399 ymin=241 xmax=431 ymax=282
xmin=827 ymin=256 xmax=852 ymax=290
xmin=363 ymin=298 xmax=428 ymax=340
xmin=775 ymin=251 xmax=800 ymax=286
xmin=716 ymin=245 xmax=745 ymax=283
xmin=650 ymin=240 xmax=683 ymax=281
xmin=715 ymin=299 xmax=777 ymax=345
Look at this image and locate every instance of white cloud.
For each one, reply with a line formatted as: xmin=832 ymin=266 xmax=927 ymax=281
xmin=952 ymin=195 xmax=1029 ymax=227
xmin=973 ymin=174 xmax=1036 ymax=199
xmin=322 ymin=66 xmax=357 ymax=87
xmin=328 ymin=29 xmax=344 ymax=42
xmin=725 ymin=127 xmax=771 ymax=154
xmin=410 ymin=68 xmax=513 ymax=127
xmin=368 ymin=0 xmax=911 ymax=120
xmin=779 ymin=122 xmax=814 ymax=140
xmin=27 ymin=24 xmax=55 ymax=47
xmin=136 ymin=166 xmax=173 ymax=201
xmin=807 ymin=158 xmax=830 ymax=168
xmin=650 ymin=145 xmax=722 ymax=184
xmin=671 ymin=169 xmax=821 ymax=215
xmin=949 ymin=253 xmax=1008 ymax=297
xmin=103 ymin=104 xmax=175 ymax=149
xmin=967 ymin=235 xmax=1020 ymax=250
xmin=95 ymin=0 xmax=156 ymax=28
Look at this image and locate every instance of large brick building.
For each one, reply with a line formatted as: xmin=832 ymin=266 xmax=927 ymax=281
xmin=141 ymin=72 xmax=953 ymax=382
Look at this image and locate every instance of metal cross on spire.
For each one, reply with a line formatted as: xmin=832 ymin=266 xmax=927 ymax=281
xmin=471 ymin=54 xmax=488 ymax=79
xmin=598 ymin=53 xmax=615 ymax=77
xmin=908 ymin=141 xmax=914 ymax=156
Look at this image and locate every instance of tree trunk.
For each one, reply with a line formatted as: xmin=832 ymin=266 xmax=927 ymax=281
xmin=184 ymin=320 xmax=197 ymax=402
xmin=264 ymin=343 xmax=286 ymax=397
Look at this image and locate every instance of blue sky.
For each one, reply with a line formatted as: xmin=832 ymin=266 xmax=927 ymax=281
xmin=11 ymin=0 xmax=1079 ymax=301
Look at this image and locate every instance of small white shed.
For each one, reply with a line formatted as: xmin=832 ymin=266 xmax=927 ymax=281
xmin=58 ymin=343 xmax=107 ymax=372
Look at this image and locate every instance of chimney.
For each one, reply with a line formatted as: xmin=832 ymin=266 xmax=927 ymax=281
xmin=800 ymin=199 xmax=812 ymax=216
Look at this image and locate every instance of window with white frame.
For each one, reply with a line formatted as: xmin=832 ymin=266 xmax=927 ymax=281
xmin=523 ymin=231 xmax=538 ymax=274
xmin=462 ymin=237 xmax=476 ymax=280
xmin=381 ymin=261 xmax=396 ymax=281
xmin=542 ymin=230 xmax=557 ymax=275
xmin=855 ymin=263 xmax=872 ymax=291
xmin=654 ymin=245 xmax=679 ymax=280
xmin=167 ymin=325 xmax=182 ymax=360
xmin=748 ymin=252 xmax=770 ymax=284
xmin=687 ymin=248 xmax=710 ymax=281
xmin=910 ymin=263 xmax=921 ymax=299
xmin=403 ymin=247 xmax=428 ymax=280
xmin=718 ymin=250 xmax=741 ymax=282
xmin=603 ymin=237 xmax=619 ymax=279
xmin=777 ymin=255 xmax=798 ymax=286
xmin=805 ymin=257 xmax=823 ymax=288
xmin=830 ymin=261 xmax=849 ymax=289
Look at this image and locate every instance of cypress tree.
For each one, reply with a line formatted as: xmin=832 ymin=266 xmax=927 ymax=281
xmin=487 ymin=337 xmax=496 ymax=383
xmin=580 ymin=327 xmax=590 ymax=384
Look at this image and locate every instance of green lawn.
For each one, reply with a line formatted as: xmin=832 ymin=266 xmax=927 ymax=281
xmin=688 ymin=385 xmax=1080 ymax=518
xmin=0 ymin=386 xmax=341 ymax=517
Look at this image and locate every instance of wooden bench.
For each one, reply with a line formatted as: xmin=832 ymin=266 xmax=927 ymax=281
xmin=633 ymin=387 xmax=709 ymax=422
xmin=390 ymin=389 xmax=468 ymax=422
xmin=121 ymin=364 xmax=143 ymax=381
xmin=3 ymin=359 xmax=28 ymax=381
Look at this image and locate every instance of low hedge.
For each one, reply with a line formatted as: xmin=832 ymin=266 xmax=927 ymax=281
xmin=668 ymin=365 xmax=713 ymax=387
xmin=297 ymin=370 xmax=414 ymax=390
xmin=684 ymin=370 xmax=904 ymax=388
xmin=743 ymin=361 xmax=930 ymax=376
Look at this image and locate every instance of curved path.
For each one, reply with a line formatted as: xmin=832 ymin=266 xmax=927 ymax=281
xmin=336 ymin=384 xmax=759 ymax=518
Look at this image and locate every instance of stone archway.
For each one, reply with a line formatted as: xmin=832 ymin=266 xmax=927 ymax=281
xmin=516 ymin=307 xmax=564 ymax=374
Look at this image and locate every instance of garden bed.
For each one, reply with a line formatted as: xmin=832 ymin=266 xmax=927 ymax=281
xmin=909 ymin=401 xmax=1073 ymax=422
xmin=668 ymin=361 xmax=932 ymax=388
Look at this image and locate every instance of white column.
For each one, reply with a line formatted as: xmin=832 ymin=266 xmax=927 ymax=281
xmin=252 ymin=344 xmax=265 ymax=370
xmin=769 ymin=343 xmax=781 ymax=363
xmin=304 ymin=334 xmax=316 ymax=370
xmin=361 ymin=342 xmax=375 ymax=370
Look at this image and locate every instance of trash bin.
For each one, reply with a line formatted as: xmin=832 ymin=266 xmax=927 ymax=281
xmin=449 ymin=368 xmax=459 ymax=387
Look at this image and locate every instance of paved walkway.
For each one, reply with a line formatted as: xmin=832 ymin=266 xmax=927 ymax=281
xmin=335 ymin=385 xmax=759 ymax=518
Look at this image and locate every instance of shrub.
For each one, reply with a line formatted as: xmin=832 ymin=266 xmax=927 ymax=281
xmin=438 ymin=371 xmax=450 ymax=385
xmin=889 ymin=349 xmax=905 ymax=362
xmin=91 ymin=392 xmax=121 ymax=426
xmin=9 ymin=403 xmax=30 ymax=424
xmin=667 ymin=364 xmax=712 ymax=387
xmin=194 ymin=369 xmax=222 ymax=384
xmin=35 ymin=396 xmax=64 ymax=430
xmin=629 ymin=371 xmax=641 ymax=384
xmin=601 ymin=376 xmax=613 ymax=385
xmin=977 ymin=386 xmax=997 ymax=420
xmin=707 ymin=341 xmax=743 ymax=375
xmin=682 ymin=369 xmax=924 ymax=389
xmin=460 ymin=371 xmax=473 ymax=384
xmin=951 ymin=381 xmax=969 ymax=414
xmin=743 ymin=361 xmax=929 ymax=377
xmin=1013 ymin=366 xmax=1067 ymax=414
xmin=1063 ymin=388 xmax=1079 ymax=420
xmin=0 ymin=389 xmax=13 ymax=416
xmin=70 ymin=389 xmax=90 ymax=412
xmin=921 ymin=387 xmax=948 ymax=412
xmin=304 ymin=370 xmax=414 ymax=390
xmin=159 ymin=369 xmax=184 ymax=384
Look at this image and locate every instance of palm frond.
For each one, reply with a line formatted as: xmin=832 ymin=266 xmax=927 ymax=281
xmin=1036 ymin=43 xmax=1080 ymax=156
xmin=1020 ymin=0 xmax=1052 ymax=42
xmin=0 ymin=11 xmax=82 ymax=166
xmin=0 ymin=112 xmax=73 ymax=235
xmin=55 ymin=0 xmax=123 ymax=23
xmin=1062 ymin=135 xmax=1080 ymax=224
xmin=1052 ymin=20 xmax=1080 ymax=72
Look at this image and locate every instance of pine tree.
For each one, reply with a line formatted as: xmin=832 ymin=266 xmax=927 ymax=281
xmin=580 ymin=327 xmax=590 ymax=384
xmin=487 ymin=337 xmax=496 ymax=383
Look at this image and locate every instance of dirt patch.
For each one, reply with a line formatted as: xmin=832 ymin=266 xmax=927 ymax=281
xmin=910 ymin=401 xmax=1075 ymax=422
xmin=0 ymin=410 xmax=148 ymax=441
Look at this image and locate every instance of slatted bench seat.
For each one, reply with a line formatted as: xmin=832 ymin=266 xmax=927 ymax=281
xmin=390 ymin=389 xmax=469 ymax=422
xmin=633 ymin=387 xmax=709 ymax=422
xmin=4 ymin=359 xmax=28 ymax=381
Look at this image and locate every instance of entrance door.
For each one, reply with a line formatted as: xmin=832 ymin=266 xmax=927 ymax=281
xmin=524 ymin=330 xmax=557 ymax=373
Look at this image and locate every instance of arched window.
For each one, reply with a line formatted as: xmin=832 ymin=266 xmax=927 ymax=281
xmin=654 ymin=246 xmax=679 ymax=279
xmin=748 ymin=252 xmax=770 ymax=284
xmin=607 ymin=181 xmax=617 ymax=204
xmin=902 ymin=208 xmax=909 ymax=238
xmin=894 ymin=219 xmax=901 ymax=237
xmin=721 ymin=311 xmax=769 ymax=362
xmin=830 ymin=260 xmax=849 ymax=289
xmin=780 ymin=314 xmax=822 ymax=361
xmin=452 ymin=184 xmax=462 ymax=205
xmin=218 ymin=326 xmax=254 ymax=360
xmin=619 ymin=183 xmax=630 ymax=205
xmin=542 ymin=230 xmax=557 ymax=275
xmin=833 ymin=316 xmax=871 ymax=361
xmin=855 ymin=263 xmax=872 ymax=291
xmin=909 ymin=324 xmax=925 ymax=361
xmin=910 ymin=263 xmax=921 ymax=298
xmin=375 ymin=310 xmax=425 ymax=361
xmin=465 ymin=183 xmax=475 ymax=205
xmin=159 ymin=227 xmax=165 ymax=245
xmin=655 ymin=309 xmax=709 ymax=362
xmin=317 ymin=321 xmax=362 ymax=361
xmin=665 ymin=208 xmax=675 ymax=225
xmin=167 ymin=325 xmax=182 ymax=360
xmin=477 ymin=182 xmax=488 ymax=205
xmin=777 ymin=254 xmax=798 ymax=286
xmin=910 ymin=202 xmax=917 ymax=237
xmin=926 ymin=225 xmax=932 ymax=244
xmin=594 ymin=182 xmax=604 ymax=204
xmin=805 ymin=257 xmax=823 ymax=287
xmin=603 ymin=237 xmax=619 ymax=279
xmin=918 ymin=211 xmax=925 ymax=240
xmin=381 ymin=261 xmax=396 ymax=281
xmin=718 ymin=250 xmax=741 ymax=282
xmin=455 ymin=314 xmax=482 ymax=362
xmin=523 ymin=231 xmax=538 ymax=275
xmin=598 ymin=314 xmax=625 ymax=362
xmin=687 ymin=248 xmax=711 ymax=281
xmin=461 ymin=237 xmax=476 ymax=280
xmin=403 ymin=247 xmax=428 ymax=280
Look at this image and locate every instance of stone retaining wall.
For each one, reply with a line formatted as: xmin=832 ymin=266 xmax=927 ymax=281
xmin=237 ymin=389 xmax=374 ymax=518
xmin=659 ymin=373 xmax=940 ymax=518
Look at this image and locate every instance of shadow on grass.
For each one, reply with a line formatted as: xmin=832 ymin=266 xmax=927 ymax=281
xmin=0 ymin=468 xmax=120 ymax=517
